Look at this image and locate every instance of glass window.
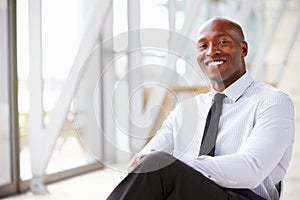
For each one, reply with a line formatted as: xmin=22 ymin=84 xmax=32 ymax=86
xmin=0 ymin=0 xmax=12 ymax=187
xmin=17 ymin=0 xmax=102 ymax=180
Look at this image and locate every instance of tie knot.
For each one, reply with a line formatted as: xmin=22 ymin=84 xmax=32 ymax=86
xmin=214 ymin=93 xmax=226 ymax=102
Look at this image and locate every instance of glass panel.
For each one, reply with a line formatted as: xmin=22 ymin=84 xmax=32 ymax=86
xmin=43 ymin=0 xmax=100 ymax=175
xmin=17 ymin=0 xmax=102 ymax=180
xmin=0 ymin=0 xmax=12 ymax=186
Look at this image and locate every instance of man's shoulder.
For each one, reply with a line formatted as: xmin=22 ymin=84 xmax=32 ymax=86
xmin=252 ymin=80 xmax=278 ymax=91
xmin=250 ymin=81 xmax=293 ymax=104
xmin=250 ymin=81 xmax=285 ymax=96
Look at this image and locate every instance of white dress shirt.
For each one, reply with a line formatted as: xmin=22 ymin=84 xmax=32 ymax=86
xmin=139 ymin=72 xmax=295 ymax=200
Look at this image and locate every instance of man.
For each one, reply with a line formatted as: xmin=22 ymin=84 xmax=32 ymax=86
xmin=107 ymin=17 xmax=295 ymax=200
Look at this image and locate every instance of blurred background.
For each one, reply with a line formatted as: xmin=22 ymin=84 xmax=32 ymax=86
xmin=0 ymin=0 xmax=299 ymax=199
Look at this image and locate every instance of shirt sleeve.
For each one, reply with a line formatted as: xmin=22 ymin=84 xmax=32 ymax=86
xmin=190 ymin=91 xmax=295 ymax=188
xmin=138 ymin=104 xmax=181 ymax=155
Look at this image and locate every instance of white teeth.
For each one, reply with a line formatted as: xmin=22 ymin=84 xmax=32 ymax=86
xmin=207 ymin=60 xmax=224 ymax=67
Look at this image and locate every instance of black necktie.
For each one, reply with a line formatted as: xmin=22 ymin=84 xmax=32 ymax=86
xmin=199 ymin=93 xmax=226 ymax=156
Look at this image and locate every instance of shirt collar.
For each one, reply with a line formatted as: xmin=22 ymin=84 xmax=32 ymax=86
xmin=209 ymin=71 xmax=254 ymax=103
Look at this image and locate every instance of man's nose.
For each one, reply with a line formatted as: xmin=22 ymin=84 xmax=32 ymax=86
xmin=206 ymin=43 xmax=220 ymax=56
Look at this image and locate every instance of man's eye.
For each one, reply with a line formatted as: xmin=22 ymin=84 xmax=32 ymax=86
xmin=218 ymin=40 xmax=229 ymax=45
xmin=198 ymin=44 xmax=207 ymax=50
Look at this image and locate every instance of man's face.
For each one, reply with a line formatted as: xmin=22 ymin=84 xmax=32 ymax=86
xmin=196 ymin=19 xmax=248 ymax=90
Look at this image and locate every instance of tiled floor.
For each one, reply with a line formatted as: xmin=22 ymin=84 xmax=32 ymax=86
xmin=3 ymin=141 xmax=300 ymax=200
xmin=1 ymin=167 xmax=127 ymax=200
xmin=3 ymin=115 xmax=300 ymax=200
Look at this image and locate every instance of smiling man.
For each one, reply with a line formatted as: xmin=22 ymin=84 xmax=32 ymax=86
xmin=196 ymin=18 xmax=248 ymax=91
xmin=107 ymin=18 xmax=295 ymax=200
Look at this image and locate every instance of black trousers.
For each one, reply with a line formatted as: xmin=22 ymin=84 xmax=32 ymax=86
xmin=107 ymin=152 xmax=265 ymax=200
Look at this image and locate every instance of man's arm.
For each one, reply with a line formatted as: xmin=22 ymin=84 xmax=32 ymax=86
xmin=128 ymin=105 xmax=180 ymax=171
xmin=182 ymin=92 xmax=295 ymax=188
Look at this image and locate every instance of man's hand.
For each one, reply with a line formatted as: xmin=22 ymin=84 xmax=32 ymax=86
xmin=128 ymin=149 xmax=163 ymax=172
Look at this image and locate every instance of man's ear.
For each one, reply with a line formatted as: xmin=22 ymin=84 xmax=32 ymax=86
xmin=241 ymin=41 xmax=248 ymax=57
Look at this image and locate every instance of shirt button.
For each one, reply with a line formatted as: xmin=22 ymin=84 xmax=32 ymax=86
xmin=208 ymin=175 xmax=211 ymax=178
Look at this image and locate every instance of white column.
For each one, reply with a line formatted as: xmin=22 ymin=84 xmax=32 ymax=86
xmin=101 ymin=1 xmax=117 ymax=163
xmin=28 ymin=0 xmax=47 ymax=194
xmin=127 ymin=0 xmax=144 ymax=152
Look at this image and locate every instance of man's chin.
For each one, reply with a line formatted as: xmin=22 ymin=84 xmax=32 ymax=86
xmin=209 ymin=78 xmax=225 ymax=89
xmin=208 ymin=76 xmax=223 ymax=83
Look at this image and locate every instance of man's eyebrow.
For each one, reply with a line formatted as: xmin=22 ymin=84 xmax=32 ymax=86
xmin=214 ymin=33 xmax=230 ymax=38
xmin=197 ymin=33 xmax=230 ymax=43
xmin=197 ymin=38 xmax=206 ymax=43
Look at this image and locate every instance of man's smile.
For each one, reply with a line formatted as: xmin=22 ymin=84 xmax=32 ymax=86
xmin=205 ymin=59 xmax=226 ymax=68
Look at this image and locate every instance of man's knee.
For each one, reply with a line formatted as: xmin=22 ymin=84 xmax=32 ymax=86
xmin=133 ymin=152 xmax=177 ymax=173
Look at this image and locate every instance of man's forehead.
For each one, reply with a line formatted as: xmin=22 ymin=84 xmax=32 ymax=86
xmin=197 ymin=32 xmax=231 ymax=42
xmin=196 ymin=19 xmax=243 ymax=42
